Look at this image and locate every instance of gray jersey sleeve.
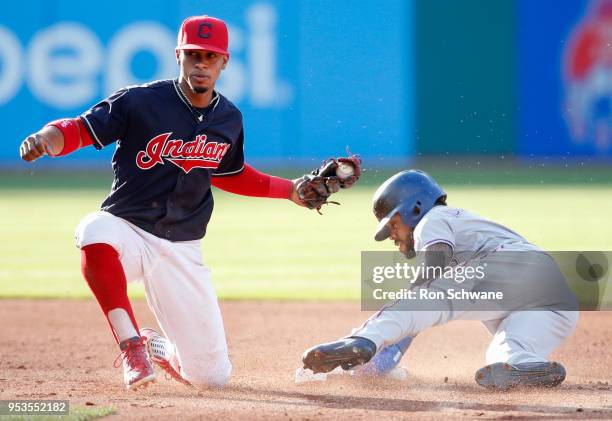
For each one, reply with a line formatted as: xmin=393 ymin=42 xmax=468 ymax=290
xmin=413 ymin=208 xmax=456 ymax=252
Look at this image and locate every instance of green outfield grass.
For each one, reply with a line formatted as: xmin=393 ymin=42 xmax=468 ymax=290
xmin=1 ymin=171 xmax=612 ymax=300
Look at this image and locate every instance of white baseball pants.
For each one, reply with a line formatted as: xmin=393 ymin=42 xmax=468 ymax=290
xmin=75 ymin=211 xmax=231 ymax=387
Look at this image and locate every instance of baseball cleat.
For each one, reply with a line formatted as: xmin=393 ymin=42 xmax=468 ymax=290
xmin=140 ymin=328 xmax=191 ymax=387
xmin=302 ymin=337 xmax=377 ymax=374
xmin=114 ymin=336 xmax=156 ymax=391
xmin=475 ymin=361 xmax=566 ymax=391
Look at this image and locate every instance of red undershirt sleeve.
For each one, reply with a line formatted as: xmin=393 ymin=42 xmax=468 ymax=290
xmin=211 ymin=163 xmax=293 ymax=199
xmin=46 ymin=118 xmax=93 ymax=156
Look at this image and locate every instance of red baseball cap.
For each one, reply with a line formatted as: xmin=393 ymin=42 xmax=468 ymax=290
xmin=176 ymin=15 xmax=229 ymax=57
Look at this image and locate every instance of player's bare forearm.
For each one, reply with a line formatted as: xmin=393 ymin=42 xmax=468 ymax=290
xmin=19 ymin=126 xmax=64 ymax=162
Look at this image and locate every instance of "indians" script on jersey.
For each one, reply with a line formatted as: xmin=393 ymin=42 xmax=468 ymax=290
xmin=136 ymin=132 xmax=231 ymax=173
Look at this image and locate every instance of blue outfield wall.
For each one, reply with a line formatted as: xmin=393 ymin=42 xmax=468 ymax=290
xmin=0 ymin=0 xmax=412 ymax=167
xmin=517 ymin=0 xmax=612 ymax=157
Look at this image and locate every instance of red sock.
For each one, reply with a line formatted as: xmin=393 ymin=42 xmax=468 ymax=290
xmin=81 ymin=243 xmax=139 ymax=342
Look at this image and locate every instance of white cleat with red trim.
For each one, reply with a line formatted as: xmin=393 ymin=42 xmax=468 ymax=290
xmin=139 ymin=328 xmax=192 ymax=387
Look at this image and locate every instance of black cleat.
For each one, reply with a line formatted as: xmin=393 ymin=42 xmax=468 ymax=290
xmin=475 ymin=361 xmax=566 ymax=391
xmin=302 ymin=337 xmax=377 ymax=374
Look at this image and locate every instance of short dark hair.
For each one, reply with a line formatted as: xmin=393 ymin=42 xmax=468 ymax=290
xmin=435 ymin=195 xmax=447 ymax=206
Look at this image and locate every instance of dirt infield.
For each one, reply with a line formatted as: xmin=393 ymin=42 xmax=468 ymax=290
xmin=1 ymin=300 xmax=611 ymax=420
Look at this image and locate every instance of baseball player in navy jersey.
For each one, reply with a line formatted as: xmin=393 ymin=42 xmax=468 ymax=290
xmin=302 ymin=170 xmax=579 ymax=390
xmin=19 ymin=15 xmax=359 ymax=391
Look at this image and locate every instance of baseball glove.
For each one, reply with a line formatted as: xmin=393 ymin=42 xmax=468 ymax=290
xmin=296 ymin=155 xmax=362 ymax=214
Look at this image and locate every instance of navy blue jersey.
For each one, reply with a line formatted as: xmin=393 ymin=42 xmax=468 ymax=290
xmin=80 ymin=79 xmax=244 ymax=241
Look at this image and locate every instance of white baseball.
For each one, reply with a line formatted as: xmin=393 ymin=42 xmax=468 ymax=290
xmin=335 ymin=162 xmax=355 ymax=179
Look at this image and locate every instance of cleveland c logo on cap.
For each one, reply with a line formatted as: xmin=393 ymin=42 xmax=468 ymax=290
xmin=176 ymin=15 xmax=229 ymax=57
xmin=198 ymin=23 xmax=212 ymax=39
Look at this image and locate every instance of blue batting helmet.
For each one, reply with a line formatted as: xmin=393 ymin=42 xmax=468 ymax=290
xmin=372 ymin=170 xmax=446 ymax=241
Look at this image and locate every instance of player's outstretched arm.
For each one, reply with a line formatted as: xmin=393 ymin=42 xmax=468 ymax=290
xmin=19 ymin=118 xmax=93 ymax=163
xmin=211 ymin=155 xmax=360 ymax=212
xmin=211 ymin=163 xmax=306 ymax=206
